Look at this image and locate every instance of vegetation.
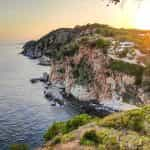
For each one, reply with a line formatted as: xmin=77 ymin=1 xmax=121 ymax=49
xmin=95 ymin=38 xmax=111 ymax=54
xmin=49 ymin=42 xmax=79 ymax=61
xmin=44 ymin=114 xmax=92 ymax=141
xmin=80 ymin=130 xmax=100 ymax=146
xmin=44 ymin=106 xmax=150 ymax=150
xmin=109 ymin=59 xmax=144 ymax=85
xmin=72 ymin=58 xmax=94 ymax=85
xmin=10 ymin=144 xmax=28 ymax=150
xmin=117 ymin=47 xmax=129 ymax=58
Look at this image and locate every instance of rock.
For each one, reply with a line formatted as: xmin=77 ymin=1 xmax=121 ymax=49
xmin=38 ymin=56 xmax=50 ymax=66
xmin=54 ymin=99 xmax=64 ymax=106
xmin=22 ymin=28 xmax=77 ymax=59
xmin=30 ymin=78 xmax=41 ymax=84
xmin=44 ymin=86 xmax=65 ymax=105
xmin=22 ymin=40 xmax=41 ymax=58
xmin=30 ymin=73 xmax=49 ymax=84
xmin=51 ymin=102 xmax=56 ymax=106
xmin=42 ymin=72 xmax=49 ymax=82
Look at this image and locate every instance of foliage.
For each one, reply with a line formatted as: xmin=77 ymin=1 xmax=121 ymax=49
xmin=44 ymin=114 xmax=92 ymax=141
xmin=103 ymin=136 xmax=120 ymax=150
xmin=95 ymin=39 xmax=111 ymax=54
xmin=63 ymin=114 xmax=92 ymax=133
xmin=51 ymin=136 xmax=62 ymax=145
xmin=10 ymin=144 xmax=28 ymax=150
xmin=44 ymin=122 xmax=66 ymax=141
xmin=99 ymin=107 xmax=150 ymax=134
xmin=61 ymin=133 xmax=76 ymax=143
xmin=80 ymin=130 xmax=100 ymax=146
xmin=117 ymin=48 xmax=129 ymax=58
xmin=144 ymin=64 xmax=150 ymax=76
xmin=49 ymin=43 xmax=79 ymax=61
xmin=72 ymin=58 xmax=93 ymax=85
xmin=109 ymin=60 xmax=144 ymax=85
xmin=45 ymin=106 xmax=150 ymax=149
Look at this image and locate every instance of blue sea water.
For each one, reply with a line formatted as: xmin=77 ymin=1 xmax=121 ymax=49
xmin=0 ymin=43 xmax=77 ymax=149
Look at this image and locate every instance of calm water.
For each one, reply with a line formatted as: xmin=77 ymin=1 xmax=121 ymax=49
xmin=0 ymin=43 xmax=77 ymax=150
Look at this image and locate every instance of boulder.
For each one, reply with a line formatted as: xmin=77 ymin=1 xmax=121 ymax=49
xmin=38 ymin=56 xmax=50 ymax=66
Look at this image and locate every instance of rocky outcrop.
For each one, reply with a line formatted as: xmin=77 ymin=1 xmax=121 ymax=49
xmin=23 ymin=23 xmax=150 ymax=106
xmin=22 ymin=28 xmax=78 ymax=59
xmin=22 ymin=40 xmax=39 ymax=58
xmin=38 ymin=56 xmax=50 ymax=66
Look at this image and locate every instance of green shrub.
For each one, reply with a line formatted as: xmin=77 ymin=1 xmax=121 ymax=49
xmin=64 ymin=114 xmax=92 ymax=133
xmin=118 ymin=48 xmax=129 ymax=58
xmin=10 ymin=144 xmax=28 ymax=150
xmin=109 ymin=60 xmax=144 ymax=85
xmin=49 ymin=43 xmax=79 ymax=61
xmin=127 ymin=110 xmax=144 ymax=132
xmin=99 ymin=109 xmax=145 ymax=133
xmin=51 ymin=136 xmax=62 ymax=145
xmin=80 ymin=130 xmax=100 ymax=146
xmin=95 ymin=39 xmax=111 ymax=54
xmin=103 ymin=136 xmax=120 ymax=150
xmin=44 ymin=114 xmax=92 ymax=141
xmin=61 ymin=133 xmax=76 ymax=143
xmin=98 ymin=144 xmax=106 ymax=150
xmin=44 ymin=122 xmax=65 ymax=141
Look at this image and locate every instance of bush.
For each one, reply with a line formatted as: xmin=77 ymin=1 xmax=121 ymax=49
xmin=109 ymin=60 xmax=144 ymax=85
xmin=99 ymin=109 xmax=145 ymax=133
xmin=51 ymin=136 xmax=62 ymax=145
xmin=49 ymin=43 xmax=79 ymax=61
xmin=64 ymin=114 xmax=92 ymax=133
xmin=10 ymin=144 xmax=28 ymax=150
xmin=61 ymin=133 xmax=76 ymax=143
xmin=44 ymin=114 xmax=92 ymax=141
xmin=95 ymin=39 xmax=111 ymax=54
xmin=98 ymin=144 xmax=106 ymax=150
xmin=80 ymin=130 xmax=100 ymax=146
xmin=44 ymin=122 xmax=65 ymax=141
xmin=118 ymin=48 xmax=129 ymax=58
xmin=103 ymin=137 xmax=120 ymax=150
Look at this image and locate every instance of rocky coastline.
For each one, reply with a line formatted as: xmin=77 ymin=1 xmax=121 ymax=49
xmin=22 ymin=24 xmax=149 ymax=117
xmin=19 ymin=23 xmax=150 ymax=150
xmin=29 ymin=71 xmax=137 ymax=118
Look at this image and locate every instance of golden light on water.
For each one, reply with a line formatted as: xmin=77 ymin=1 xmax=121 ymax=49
xmin=135 ymin=0 xmax=150 ymax=30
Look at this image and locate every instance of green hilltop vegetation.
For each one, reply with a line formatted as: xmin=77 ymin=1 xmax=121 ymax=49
xmin=42 ymin=106 xmax=150 ymax=150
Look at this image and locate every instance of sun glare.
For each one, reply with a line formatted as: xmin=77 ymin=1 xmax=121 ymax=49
xmin=135 ymin=1 xmax=150 ymax=30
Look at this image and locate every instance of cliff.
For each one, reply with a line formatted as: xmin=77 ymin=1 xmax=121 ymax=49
xmin=22 ymin=23 xmax=150 ymax=105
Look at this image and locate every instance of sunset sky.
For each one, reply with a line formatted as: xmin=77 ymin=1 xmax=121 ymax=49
xmin=0 ymin=0 xmax=150 ymax=42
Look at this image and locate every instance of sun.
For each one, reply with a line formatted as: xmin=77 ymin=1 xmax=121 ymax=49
xmin=135 ymin=1 xmax=150 ymax=30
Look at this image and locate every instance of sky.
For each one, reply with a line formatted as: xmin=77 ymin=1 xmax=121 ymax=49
xmin=0 ymin=0 xmax=149 ymax=42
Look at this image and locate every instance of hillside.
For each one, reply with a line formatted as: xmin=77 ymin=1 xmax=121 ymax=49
xmin=39 ymin=106 xmax=150 ymax=150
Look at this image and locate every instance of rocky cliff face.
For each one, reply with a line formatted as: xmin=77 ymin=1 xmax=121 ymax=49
xmin=22 ymin=28 xmax=78 ymax=58
xmin=22 ymin=23 xmax=150 ymax=105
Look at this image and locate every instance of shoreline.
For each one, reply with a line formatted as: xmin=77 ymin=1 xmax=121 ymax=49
xmin=30 ymin=71 xmax=138 ymax=118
